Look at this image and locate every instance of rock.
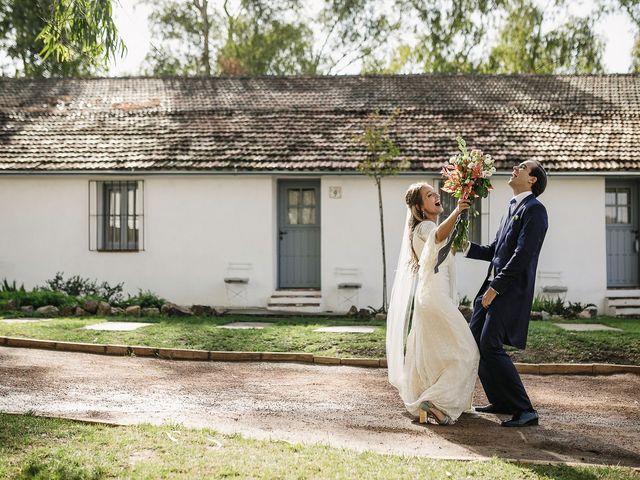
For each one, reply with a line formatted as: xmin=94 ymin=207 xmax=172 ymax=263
xmin=347 ymin=305 xmax=358 ymax=317
xmin=530 ymin=311 xmax=543 ymax=321
xmin=110 ymin=307 xmax=125 ymax=316
xmin=74 ymin=307 xmax=87 ymax=316
xmin=125 ymin=305 xmax=141 ymax=317
xmin=20 ymin=305 xmax=34 ymax=314
xmin=541 ymin=311 xmax=551 ymax=321
xmin=59 ymin=305 xmax=76 ymax=317
xmin=586 ymin=306 xmax=598 ymax=318
xmin=141 ymin=307 xmax=160 ymax=317
xmin=160 ymin=303 xmax=193 ymax=317
xmin=96 ymin=301 xmax=112 ymax=316
xmin=374 ymin=312 xmax=387 ymax=322
xmin=83 ymin=299 xmax=98 ymax=314
xmin=6 ymin=298 xmax=18 ymax=310
xmin=578 ymin=309 xmax=591 ymax=319
xmin=356 ymin=308 xmax=372 ymax=320
xmin=459 ymin=305 xmax=473 ymax=322
xmin=36 ymin=305 xmax=59 ymax=317
xmin=192 ymin=304 xmax=214 ymax=316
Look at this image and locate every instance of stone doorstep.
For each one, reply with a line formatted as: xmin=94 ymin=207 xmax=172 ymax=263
xmin=0 ymin=336 xmax=638 ymax=375
xmin=0 ymin=318 xmax=55 ymax=324
xmin=314 ymin=326 xmax=375 ymax=333
xmin=217 ymin=322 xmax=273 ymax=330
xmin=553 ymin=323 xmax=623 ymax=332
xmin=84 ymin=322 xmax=153 ymax=331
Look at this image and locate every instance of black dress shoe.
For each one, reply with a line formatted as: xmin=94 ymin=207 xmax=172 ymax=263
xmin=474 ymin=404 xmax=512 ymax=415
xmin=501 ymin=410 xmax=539 ymax=427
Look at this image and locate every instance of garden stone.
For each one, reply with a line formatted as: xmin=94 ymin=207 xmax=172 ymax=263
xmin=578 ymin=310 xmax=592 ymax=319
xmin=374 ymin=313 xmax=386 ymax=322
xmin=192 ymin=305 xmax=214 ymax=316
xmin=347 ymin=305 xmax=358 ymax=317
xmin=161 ymin=303 xmax=193 ymax=316
xmin=125 ymin=305 xmax=141 ymax=317
xmin=74 ymin=307 xmax=87 ymax=316
xmin=110 ymin=307 xmax=124 ymax=316
xmin=20 ymin=305 xmax=34 ymax=314
xmin=36 ymin=305 xmax=59 ymax=317
xmin=6 ymin=299 xmax=18 ymax=310
xmin=141 ymin=307 xmax=160 ymax=317
xmin=83 ymin=299 xmax=98 ymax=314
xmin=541 ymin=311 xmax=551 ymax=321
xmin=357 ymin=309 xmax=372 ymax=320
xmin=97 ymin=301 xmax=112 ymax=316
xmin=530 ymin=311 xmax=543 ymax=321
xmin=586 ymin=306 xmax=598 ymax=318
xmin=59 ymin=305 xmax=76 ymax=317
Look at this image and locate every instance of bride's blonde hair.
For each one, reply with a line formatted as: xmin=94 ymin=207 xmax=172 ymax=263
xmin=405 ymin=182 xmax=430 ymax=272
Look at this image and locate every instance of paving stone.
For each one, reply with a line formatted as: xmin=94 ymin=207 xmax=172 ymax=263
xmin=314 ymin=326 xmax=375 ymax=333
xmin=1 ymin=318 xmax=54 ymax=324
xmin=84 ymin=322 xmax=152 ymax=331
xmin=217 ymin=322 xmax=272 ymax=329
xmin=553 ymin=323 xmax=622 ymax=332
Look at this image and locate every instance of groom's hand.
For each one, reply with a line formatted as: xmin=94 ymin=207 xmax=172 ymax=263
xmin=482 ymin=287 xmax=498 ymax=308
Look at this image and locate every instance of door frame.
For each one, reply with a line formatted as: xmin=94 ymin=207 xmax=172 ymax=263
xmin=276 ymin=179 xmax=321 ymax=289
xmin=605 ymin=179 xmax=640 ymax=288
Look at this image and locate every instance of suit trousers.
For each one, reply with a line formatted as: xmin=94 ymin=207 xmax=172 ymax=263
xmin=469 ymin=283 xmax=533 ymax=414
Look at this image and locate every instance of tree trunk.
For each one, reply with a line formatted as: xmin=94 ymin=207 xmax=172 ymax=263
xmin=194 ymin=0 xmax=210 ymax=76
xmin=376 ymin=176 xmax=388 ymax=312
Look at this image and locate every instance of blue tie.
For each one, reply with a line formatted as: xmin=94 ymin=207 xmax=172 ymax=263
xmin=508 ymin=198 xmax=517 ymax=217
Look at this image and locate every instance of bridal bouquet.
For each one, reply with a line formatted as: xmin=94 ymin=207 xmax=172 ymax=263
xmin=441 ymin=136 xmax=495 ymax=251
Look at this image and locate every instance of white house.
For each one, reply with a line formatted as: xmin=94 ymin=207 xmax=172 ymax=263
xmin=0 ymin=75 xmax=638 ymax=315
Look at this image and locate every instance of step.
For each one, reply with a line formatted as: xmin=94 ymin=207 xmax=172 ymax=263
xmin=268 ymin=297 xmax=321 ymax=306
xmin=606 ymin=289 xmax=640 ymax=298
xmin=609 ymin=306 xmax=640 ymax=317
xmin=266 ymin=304 xmax=322 ymax=314
xmin=607 ymin=298 xmax=640 ymax=307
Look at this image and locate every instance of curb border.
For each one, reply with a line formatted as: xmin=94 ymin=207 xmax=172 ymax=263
xmin=1 ymin=336 xmax=639 ymax=375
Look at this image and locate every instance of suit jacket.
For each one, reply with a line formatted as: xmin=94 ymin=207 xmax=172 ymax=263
xmin=467 ymin=194 xmax=548 ymax=348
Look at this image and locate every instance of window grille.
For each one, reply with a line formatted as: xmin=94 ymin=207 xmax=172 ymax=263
xmin=89 ymin=180 xmax=144 ymax=251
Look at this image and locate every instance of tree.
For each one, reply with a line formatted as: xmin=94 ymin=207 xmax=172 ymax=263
xmin=0 ymin=0 xmax=106 ymax=76
xmin=484 ymin=0 xmax=604 ymax=73
xmin=142 ymin=0 xmax=219 ymax=75
xmin=355 ymin=109 xmax=408 ymax=313
xmin=37 ymin=0 xmax=125 ymax=67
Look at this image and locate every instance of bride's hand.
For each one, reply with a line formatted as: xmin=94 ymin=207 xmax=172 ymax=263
xmin=455 ymin=198 xmax=471 ymax=215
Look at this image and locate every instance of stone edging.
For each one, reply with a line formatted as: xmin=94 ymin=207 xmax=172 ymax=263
xmin=1 ymin=336 xmax=639 ymax=375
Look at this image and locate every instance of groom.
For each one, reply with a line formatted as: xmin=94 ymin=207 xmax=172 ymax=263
xmin=465 ymin=160 xmax=548 ymax=427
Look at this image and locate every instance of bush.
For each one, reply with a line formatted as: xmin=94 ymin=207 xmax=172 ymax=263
xmin=118 ymin=289 xmax=166 ymax=309
xmin=531 ymin=295 xmax=596 ymax=319
xmin=1 ymin=278 xmax=25 ymax=293
xmin=0 ymin=288 xmax=77 ymax=309
xmin=45 ymin=272 xmax=124 ymax=304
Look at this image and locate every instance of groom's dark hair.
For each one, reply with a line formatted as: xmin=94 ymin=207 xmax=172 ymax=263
xmin=530 ymin=161 xmax=547 ymax=197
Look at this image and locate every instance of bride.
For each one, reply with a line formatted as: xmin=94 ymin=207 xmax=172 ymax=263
xmin=387 ymin=182 xmax=480 ymax=425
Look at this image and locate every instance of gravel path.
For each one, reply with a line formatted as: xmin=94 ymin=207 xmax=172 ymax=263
xmin=1 ymin=346 xmax=639 ymax=467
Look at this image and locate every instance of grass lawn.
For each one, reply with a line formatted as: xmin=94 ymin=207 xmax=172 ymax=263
xmin=0 ymin=414 xmax=637 ymax=480
xmin=0 ymin=314 xmax=638 ymax=365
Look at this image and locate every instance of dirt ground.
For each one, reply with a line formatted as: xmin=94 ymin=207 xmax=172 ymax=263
xmin=0 ymin=346 xmax=639 ymax=467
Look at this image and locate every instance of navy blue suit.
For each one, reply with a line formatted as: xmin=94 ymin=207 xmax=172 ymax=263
xmin=467 ymin=193 xmax=548 ymax=413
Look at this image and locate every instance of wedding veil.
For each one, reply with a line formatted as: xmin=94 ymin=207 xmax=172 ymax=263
xmin=386 ymin=209 xmax=417 ymax=390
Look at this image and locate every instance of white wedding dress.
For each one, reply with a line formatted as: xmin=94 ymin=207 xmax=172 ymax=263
xmin=394 ymin=220 xmax=480 ymax=421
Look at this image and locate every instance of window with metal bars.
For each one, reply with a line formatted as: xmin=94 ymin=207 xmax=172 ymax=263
xmin=435 ymin=180 xmax=482 ymax=244
xmin=89 ymin=181 xmax=144 ymax=251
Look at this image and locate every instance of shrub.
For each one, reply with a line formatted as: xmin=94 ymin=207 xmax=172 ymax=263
xmin=0 ymin=288 xmax=77 ymax=309
xmin=1 ymin=278 xmax=25 ymax=293
xmin=45 ymin=272 xmax=124 ymax=304
xmin=531 ymin=295 xmax=596 ymax=319
xmin=118 ymin=289 xmax=166 ymax=309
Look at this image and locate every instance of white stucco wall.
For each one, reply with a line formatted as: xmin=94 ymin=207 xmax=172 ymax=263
xmin=0 ymin=173 xmax=608 ymax=311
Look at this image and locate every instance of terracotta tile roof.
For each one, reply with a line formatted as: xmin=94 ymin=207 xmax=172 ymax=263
xmin=1 ymin=74 xmax=639 ymax=172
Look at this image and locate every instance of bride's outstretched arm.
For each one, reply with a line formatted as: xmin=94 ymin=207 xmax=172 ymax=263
xmin=435 ymin=198 xmax=471 ymax=243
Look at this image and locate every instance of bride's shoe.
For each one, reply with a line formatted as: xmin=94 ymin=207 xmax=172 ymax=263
xmin=419 ymin=401 xmax=453 ymax=425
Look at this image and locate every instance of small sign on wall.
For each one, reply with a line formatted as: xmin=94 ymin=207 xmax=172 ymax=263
xmin=329 ymin=186 xmax=342 ymax=199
